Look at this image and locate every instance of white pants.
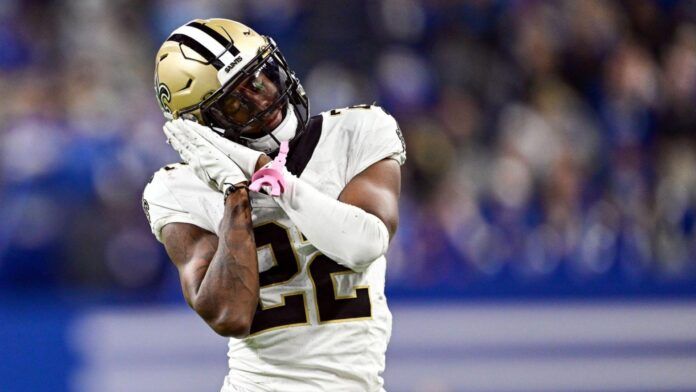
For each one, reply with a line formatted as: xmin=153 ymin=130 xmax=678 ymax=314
xmin=220 ymin=375 xmax=261 ymax=392
xmin=221 ymin=375 xmax=388 ymax=392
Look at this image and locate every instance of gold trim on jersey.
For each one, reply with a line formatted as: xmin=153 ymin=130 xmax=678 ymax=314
xmin=331 ymin=272 xmax=369 ymax=300
xmin=257 ymin=290 xmax=305 ymax=311
xmin=306 ymin=253 xmax=373 ymax=325
xmin=248 ymin=291 xmax=310 ymax=337
xmin=298 ymin=230 xmax=310 ymax=245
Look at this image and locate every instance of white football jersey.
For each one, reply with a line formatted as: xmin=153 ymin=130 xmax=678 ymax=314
xmin=142 ymin=105 xmax=406 ymax=392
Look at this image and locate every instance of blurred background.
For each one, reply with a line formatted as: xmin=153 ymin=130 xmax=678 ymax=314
xmin=1 ymin=0 xmax=696 ymax=391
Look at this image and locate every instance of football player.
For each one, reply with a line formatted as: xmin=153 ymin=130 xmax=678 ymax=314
xmin=142 ymin=18 xmax=406 ymax=391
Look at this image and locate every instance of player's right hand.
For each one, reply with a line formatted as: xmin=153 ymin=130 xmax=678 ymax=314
xmin=170 ymin=119 xmax=265 ymax=179
xmin=163 ymin=119 xmax=247 ymax=193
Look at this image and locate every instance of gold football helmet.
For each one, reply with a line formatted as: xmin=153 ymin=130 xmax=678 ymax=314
xmin=154 ymin=18 xmax=309 ymax=152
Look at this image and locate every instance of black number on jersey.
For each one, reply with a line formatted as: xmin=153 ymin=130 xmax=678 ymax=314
xmin=308 ymin=255 xmax=372 ymax=322
xmin=249 ymin=222 xmax=372 ymax=335
xmin=249 ymin=223 xmax=308 ymax=334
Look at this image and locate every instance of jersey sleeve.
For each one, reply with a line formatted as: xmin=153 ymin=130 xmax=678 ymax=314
xmin=346 ymin=106 xmax=406 ymax=180
xmin=142 ymin=166 xmax=212 ymax=243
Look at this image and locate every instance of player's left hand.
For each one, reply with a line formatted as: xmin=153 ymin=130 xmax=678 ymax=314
xmin=163 ymin=119 xmax=247 ymax=193
xmin=169 ymin=119 xmax=266 ymax=179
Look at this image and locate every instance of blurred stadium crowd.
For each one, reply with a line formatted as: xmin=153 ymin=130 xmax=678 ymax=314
xmin=1 ymin=0 xmax=695 ymax=299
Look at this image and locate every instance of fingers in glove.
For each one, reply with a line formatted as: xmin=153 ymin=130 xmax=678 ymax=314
xmin=168 ymin=121 xmax=202 ymax=154
xmin=170 ymin=136 xmax=193 ymax=161
xmin=178 ymin=119 xmax=262 ymax=178
xmin=163 ymin=123 xmax=180 ymax=151
xmin=180 ymin=119 xmax=234 ymax=153
xmin=163 ymin=123 xmax=195 ymax=162
xmin=179 ymin=119 xmax=214 ymax=140
xmin=163 ymin=123 xmax=184 ymax=152
xmin=172 ymin=119 xmax=210 ymax=150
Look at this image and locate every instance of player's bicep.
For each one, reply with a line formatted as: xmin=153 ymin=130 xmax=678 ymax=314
xmin=161 ymin=222 xmax=218 ymax=308
xmin=338 ymin=158 xmax=401 ymax=237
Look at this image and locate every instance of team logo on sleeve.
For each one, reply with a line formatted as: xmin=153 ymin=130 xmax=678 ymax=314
xmin=395 ymin=126 xmax=406 ymax=154
xmin=142 ymin=198 xmax=151 ymax=225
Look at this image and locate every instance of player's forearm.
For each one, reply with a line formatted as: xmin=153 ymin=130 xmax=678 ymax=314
xmin=194 ymin=189 xmax=259 ymax=338
xmin=274 ymin=172 xmax=390 ymax=272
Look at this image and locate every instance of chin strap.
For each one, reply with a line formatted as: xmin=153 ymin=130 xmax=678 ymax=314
xmin=242 ymin=104 xmax=298 ymax=154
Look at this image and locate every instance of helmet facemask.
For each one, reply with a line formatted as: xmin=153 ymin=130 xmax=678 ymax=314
xmin=181 ymin=39 xmax=309 ymax=153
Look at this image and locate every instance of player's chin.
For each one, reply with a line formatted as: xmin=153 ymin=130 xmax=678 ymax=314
xmin=239 ymin=109 xmax=283 ymax=137
xmin=263 ymin=108 xmax=283 ymax=129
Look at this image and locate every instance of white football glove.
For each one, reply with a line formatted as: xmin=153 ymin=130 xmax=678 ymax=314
xmin=163 ymin=119 xmax=247 ymax=193
xmin=166 ymin=119 xmax=264 ymax=179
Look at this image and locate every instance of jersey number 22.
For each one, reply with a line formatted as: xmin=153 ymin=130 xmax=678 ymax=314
xmin=249 ymin=222 xmax=372 ymax=335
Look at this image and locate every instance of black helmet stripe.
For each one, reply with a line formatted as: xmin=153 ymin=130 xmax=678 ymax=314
xmin=167 ymin=34 xmax=225 ymax=70
xmin=187 ymin=21 xmax=241 ymax=56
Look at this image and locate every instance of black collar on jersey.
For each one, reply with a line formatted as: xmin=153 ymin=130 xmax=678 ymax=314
xmin=269 ymin=114 xmax=323 ymax=177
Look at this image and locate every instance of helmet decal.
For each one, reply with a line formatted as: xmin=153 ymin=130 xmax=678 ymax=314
xmin=166 ymin=21 xmax=241 ymax=70
xmin=157 ymin=82 xmax=172 ymax=115
xmin=154 ymin=68 xmax=172 ymax=115
xmin=189 ymin=21 xmax=240 ymax=56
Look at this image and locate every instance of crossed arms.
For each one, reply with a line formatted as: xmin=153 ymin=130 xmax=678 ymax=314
xmin=161 ymin=154 xmax=400 ymax=338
